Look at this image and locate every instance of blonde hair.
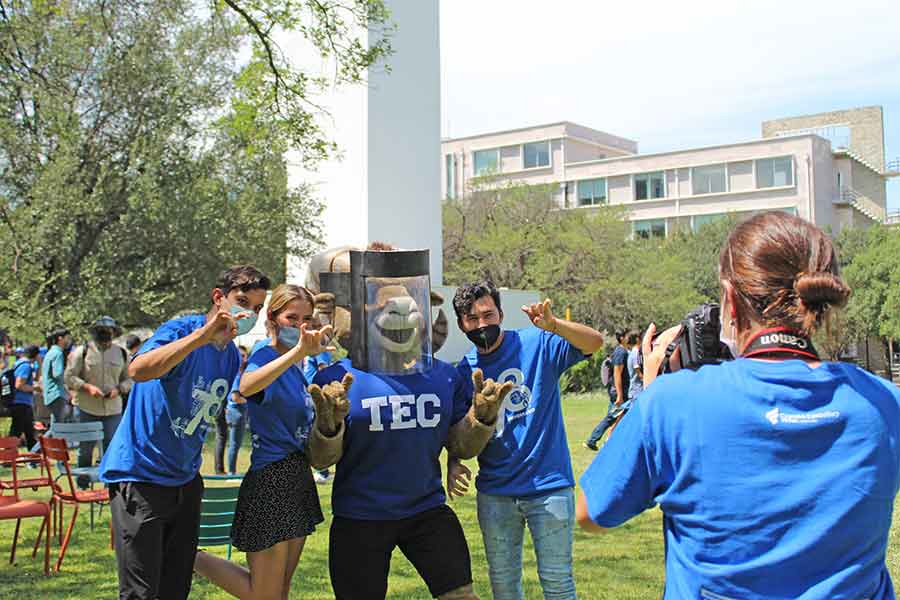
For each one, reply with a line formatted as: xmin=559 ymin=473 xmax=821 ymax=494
xmin=265 ymin=284 xmax=315 ymax=336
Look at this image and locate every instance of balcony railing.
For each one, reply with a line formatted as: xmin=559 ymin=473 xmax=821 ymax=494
xmin=840 ymin=187 xmax=886 ymax=223
xmin=886 ymin=210 xmax=900 ymax=226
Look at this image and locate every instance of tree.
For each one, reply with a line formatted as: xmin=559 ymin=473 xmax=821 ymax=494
xmin=0 ymin=0 xmax=386 ymax=339
xmin=842 ymin=226 xmax=900 ymax=341
xmin=443 ymin=179 xmax=703 ymax=334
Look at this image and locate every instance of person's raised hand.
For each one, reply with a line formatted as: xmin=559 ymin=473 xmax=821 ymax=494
xmin=471 ymin=368 xmax=513 ymax=426
xmin=641 ymin=323 xmax=683 ymax=389
xmin=308 ymin=372 xmax=353 ymax=436
xmin=296 ymin=323 xmax=336 ymax=357
xmin=522 ymin=298 xmax=558 ymax=333
xmin=198 ymin=307 xmax=244 ymax=345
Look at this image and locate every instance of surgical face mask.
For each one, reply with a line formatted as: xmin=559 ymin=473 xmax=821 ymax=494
xmin=466 ymin=324 xmax=501 ymax=352
xmin=276 ymin=325 xmax=300 ymax=348
xmin=229 ymin=305 xmax=258 ymax=336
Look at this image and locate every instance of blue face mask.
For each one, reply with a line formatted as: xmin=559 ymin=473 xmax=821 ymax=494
xmin=276 ymin=325 xmax=300 ymax=348
xmin=230 ymin=305 xmax=258 ymax=336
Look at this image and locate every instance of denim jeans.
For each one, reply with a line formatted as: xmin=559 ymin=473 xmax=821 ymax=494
xmin=75 ymin=407 xmax=122 ymax=468
xmin=224 ymin=405 xmax=246 ymax=474
xmin=477 ymin=487 xmax=577 ymax=600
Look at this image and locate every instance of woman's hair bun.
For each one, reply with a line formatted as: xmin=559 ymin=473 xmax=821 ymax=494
xmin=794 ymin=271 xmax=851 ymax=309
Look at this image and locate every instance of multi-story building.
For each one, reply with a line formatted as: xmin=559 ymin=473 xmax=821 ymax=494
xmin=441 ymin=106 xmax=899 ymax=236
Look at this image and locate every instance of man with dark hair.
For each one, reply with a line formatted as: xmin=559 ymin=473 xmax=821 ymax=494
xmin=11 ymin=345 xmax=41 ymax=449
xmin=100 ymin=265 xmax=270 ymax=600
xmin=449 ymin=281 xmax=603 ymax=600
xmin=584 ymin=329 xmax=631 ymax=450
xmin=42 ymin=327 xmax=73 ymax=423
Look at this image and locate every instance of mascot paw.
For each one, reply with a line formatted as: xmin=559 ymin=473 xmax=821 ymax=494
xmin=308 ymin=373 xmax=353 ymax=436
xmin=471 ymin=368 xmax=513 ymax=426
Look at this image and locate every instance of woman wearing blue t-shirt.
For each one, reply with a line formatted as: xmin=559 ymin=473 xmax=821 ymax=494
xmin=194 ymin=284 xmax=334 ymax=599
xmin=577 ymin=211 xmax=900 ymax=599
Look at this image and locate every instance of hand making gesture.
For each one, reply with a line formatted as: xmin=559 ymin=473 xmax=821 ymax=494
xmin=471 ymin=368 xmax=514 ymax=426
xmin=308 ymin=372 xmax=353 ymax=437
xmin=522 ymin=298 xmax=558 ymax=333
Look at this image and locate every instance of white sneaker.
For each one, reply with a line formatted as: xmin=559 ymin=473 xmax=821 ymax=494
xmin=314 ymin=470 xmax=332 ymax=485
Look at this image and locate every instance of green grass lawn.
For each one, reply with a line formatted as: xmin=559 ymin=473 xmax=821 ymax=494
xmin=0 ymin=392 xmax=897 ymax=598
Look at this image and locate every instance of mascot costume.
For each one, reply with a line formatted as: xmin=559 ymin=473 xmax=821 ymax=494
xmin=307 ymin=248 xmax=511 ymax=600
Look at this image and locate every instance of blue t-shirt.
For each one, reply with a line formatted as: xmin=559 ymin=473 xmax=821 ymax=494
xmin=458 ymin=328 xmax=585 ymax=497
xmin=12 ymin=359 xmax=37 ymax=406
xmin=227 ymin=371 xmax=250 ymax=409
xmin=608 ymin=345 xmax=629 ymax=399
xmin=100 ymin=315 xmax=240 ymax=486
xmin=303 ymin=351 xmax=332 ymax=383
xmin=580 ymin=359 xmax=900 ymax=599
xmin=243 ymin=344 xmax=315 ymax=471
xmin=41 ymin=345 xmax=69 ymax=405
xmin=314 ymin=358 xmax=471 ymax=520
xmin=627 ymin=346 xmax=642 ymax=400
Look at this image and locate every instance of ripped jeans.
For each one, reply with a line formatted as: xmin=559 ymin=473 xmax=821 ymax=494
xmin=476 ymin=487 xmax=577 ymax=600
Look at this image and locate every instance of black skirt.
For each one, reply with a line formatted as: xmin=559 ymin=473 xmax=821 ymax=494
xmin=230 ymin=451 xmax=325 ymax=553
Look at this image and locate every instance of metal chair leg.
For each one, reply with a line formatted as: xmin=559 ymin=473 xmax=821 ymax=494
xmin=55 ymin=503 xmax=78 ymax=572
xmin=10 ymin=518 xmax=20 ymax=564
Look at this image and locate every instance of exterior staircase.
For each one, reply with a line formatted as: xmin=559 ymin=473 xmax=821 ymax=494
xmin=840 ymin=187 xmax=886 ymax=223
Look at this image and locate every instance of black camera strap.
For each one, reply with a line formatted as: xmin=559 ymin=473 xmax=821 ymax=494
xmin=740 ymin=327 xmax=819 ymax=361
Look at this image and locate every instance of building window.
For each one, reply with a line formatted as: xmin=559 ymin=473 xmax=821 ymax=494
xmin=691 ymin=213 xmax=724 ymax=232
xmin=523 ymin=141 xmax=551 ymax=169
xmin=473 ymin=149 xmax=499 ymax=176
xmin=755 ymin=156 xmax=793 ymax=188
xmin=577 ymin=178 xmax=607 ymax=206
xmin=633 ymin=219 xmax=666 ymax=239
xmin=634 ymin=172 xmax=665 ymax=200
xmin=692 ymin=164 xmax=727 ymax=195
xmin=445 ymin=154 xmax=457 ymax=199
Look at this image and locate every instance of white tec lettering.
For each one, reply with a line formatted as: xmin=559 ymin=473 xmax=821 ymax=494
xmin=361 ymin=394 xmax=441 ymax=431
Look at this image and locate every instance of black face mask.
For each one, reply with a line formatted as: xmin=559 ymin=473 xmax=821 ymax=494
xmin=93 ymin=329 xmax=113 ymax=344
xmin=465 ymin=324 xmax=501 ymax=352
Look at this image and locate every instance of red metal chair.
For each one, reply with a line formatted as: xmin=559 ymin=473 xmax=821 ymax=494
xmin=0 ymin=436 xmax=53 ymax=493
xmin=39 ymin=436 xmax=109 ymax=572
xmin=0 ymin=438 xmax=51 ymax=576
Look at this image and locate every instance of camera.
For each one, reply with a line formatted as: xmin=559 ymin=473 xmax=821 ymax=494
xmin=646 ymin=303 xmax=733 ymax=375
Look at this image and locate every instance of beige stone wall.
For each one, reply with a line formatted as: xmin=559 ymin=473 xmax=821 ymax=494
xmin=762 ymin=106 xmax=885 ymax=171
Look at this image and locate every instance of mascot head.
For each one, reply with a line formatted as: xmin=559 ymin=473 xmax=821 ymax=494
xmin=305 ymin=242 xmax=448 ymax=355
xmin=350 ymin=249 xmax=433 ymax=375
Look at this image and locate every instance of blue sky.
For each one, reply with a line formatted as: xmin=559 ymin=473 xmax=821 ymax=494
xmin=440 ymin=0 xmax=900 ymax=211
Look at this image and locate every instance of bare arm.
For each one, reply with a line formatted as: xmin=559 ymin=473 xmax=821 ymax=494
xmin=239 ymin=324 xmax=333 ymax=397
xmin=614 ymin=364 xmax=625 ymax=405
xmin=553 ymin=318 xmax=604 ymax=355
xmin=521 ymin=299 xmax=603 ymax=354
xmin=15 ymin=376 xmax=37 ymax=393
xmin=129 ymin=329 xmax=208 ymax=382
xmin=576 ymin=491 xmax=606 ymax=533
xmin=129 ymin=307 xmax=240 ymax=382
